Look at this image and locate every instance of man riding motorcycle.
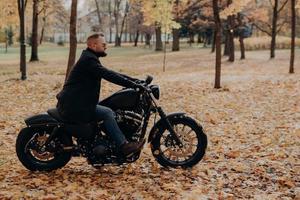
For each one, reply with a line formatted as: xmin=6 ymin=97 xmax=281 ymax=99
xmin=56 ymin=33 xmax=144 ymax=156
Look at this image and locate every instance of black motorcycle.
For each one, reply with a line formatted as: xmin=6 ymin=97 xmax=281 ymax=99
xmin=16 ymin=76 xmax=207 ymax=171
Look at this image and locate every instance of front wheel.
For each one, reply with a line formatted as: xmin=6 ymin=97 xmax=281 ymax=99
xmin=151 ymin=116 xmax=207 ymax=168
xmin=16 ymin=127 xmax=72 ymax=171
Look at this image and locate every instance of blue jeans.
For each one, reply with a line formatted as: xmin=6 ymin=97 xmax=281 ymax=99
xmin=95 ymin=105 xmax=127 ymax=146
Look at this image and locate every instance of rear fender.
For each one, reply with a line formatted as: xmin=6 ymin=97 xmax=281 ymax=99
xmin=24 ymin=113 xmax=60 ymax=127
xmin=147 ymin=112 xmax=186 ymax=143
xmin=18 ymin=126 xmax=73 ymax=148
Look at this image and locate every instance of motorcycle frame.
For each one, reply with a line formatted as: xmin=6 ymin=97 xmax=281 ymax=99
xmin=137 ymin=90 xmax=183 ymax=146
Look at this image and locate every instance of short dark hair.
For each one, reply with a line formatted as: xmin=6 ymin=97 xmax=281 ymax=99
xmin=87 ymin=33 xmax=104 ymax=41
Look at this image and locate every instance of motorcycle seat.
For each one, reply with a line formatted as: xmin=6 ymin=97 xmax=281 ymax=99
xmin=47 ymin=108 xmax=94 ymax=139
xmin=47 ymin=108 xmax=66 ymax=123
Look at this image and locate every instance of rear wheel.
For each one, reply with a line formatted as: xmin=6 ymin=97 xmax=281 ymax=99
xmin=16 ymin=127 xmax=72 ymax=171
xmin=151 ymin=116 xmax=207 ymax=168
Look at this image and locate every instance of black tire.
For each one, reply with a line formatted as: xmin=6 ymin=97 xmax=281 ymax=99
xmin=16 ymin=127 xmax=72 ymax=171
xmin=151 ymin=116 xmax=207 ymax=168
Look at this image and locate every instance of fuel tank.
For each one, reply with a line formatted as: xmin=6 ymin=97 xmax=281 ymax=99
xmin=99 ymin=88 xmax=139 ymax=110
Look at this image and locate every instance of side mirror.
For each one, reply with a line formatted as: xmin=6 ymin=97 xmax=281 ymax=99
xmin=145 ymin=75 xmax=153 ymax=85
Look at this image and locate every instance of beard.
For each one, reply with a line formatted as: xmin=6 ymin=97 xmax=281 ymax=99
xmin=95 ymin=51 xmax=107 ymax=57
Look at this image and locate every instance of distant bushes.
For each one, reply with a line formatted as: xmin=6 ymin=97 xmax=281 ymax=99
xmin=236 ymin=36 xmax=300 ymax=51
xmin=57 ymin=41 xmax=65 ymax=46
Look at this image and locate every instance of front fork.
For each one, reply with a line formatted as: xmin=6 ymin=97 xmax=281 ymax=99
xmin=143 ymin=92 xmax=183 ymax=147
xmin=156 ymin=107 xmax=183 ymax=147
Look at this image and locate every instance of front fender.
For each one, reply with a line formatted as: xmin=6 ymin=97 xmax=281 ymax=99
xmin=147 ymin=112 xmax=185 ymax=143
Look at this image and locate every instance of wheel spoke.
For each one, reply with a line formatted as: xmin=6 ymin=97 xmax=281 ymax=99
xmin=155 ymin=121 xmax=205 ymax=166
xmin=181 ymin=125 xmax=186 ymax=132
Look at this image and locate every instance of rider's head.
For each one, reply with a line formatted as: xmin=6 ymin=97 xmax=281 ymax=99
xmin=87 ymin=33 xmax=107 ymax=57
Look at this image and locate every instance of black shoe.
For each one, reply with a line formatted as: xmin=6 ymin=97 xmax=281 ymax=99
xmin=121 ymin=140 xmax=145 ymax=156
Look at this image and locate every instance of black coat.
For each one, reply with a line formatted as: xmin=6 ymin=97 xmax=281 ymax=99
xmin=56 ymin=48 xmax=136 ymax=123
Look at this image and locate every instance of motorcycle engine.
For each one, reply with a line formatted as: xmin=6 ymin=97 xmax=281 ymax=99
xmin=115 ymin=110 xmax=143 ymax=141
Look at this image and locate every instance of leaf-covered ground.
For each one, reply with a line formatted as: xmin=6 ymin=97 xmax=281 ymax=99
xmin=0 ymin=48 xmax=299 ymax=199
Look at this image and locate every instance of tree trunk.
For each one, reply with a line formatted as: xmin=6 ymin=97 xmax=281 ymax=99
xmin=211 ymin=29 xmax=216 ymax=53
xmin=289 ymin=0 xmax=295 ymax=73
xmin=119 ymin=3 xmax=129 ymax=47
xmin=172 ymin=0 xmax=180 ymax=51
xmin=109 ymin=27 xmax=113 ymax=43
xmin=270 ymin=0 xmax=278 ymax=59
xmin=188 ymin=32 xmax=194 ymax=46
xmin=172 ymin=28 xmax=180 ymax=51
xmin=190 ymin=33 xmax=195 ymax=43
xmin=124 ymin=18 xmax=128 ymax=43
xmin=114 ymin=0 xmax=121 ymax=47
xmin=226 ymin=0 xmax=234 ymax=61
xmin=30 ymin=0 xmax=39 ymax=62
xmin=228 ymin=14 xmax=235 ymax=62
xmin=197 ymin=33 xmax=202 ymax=44
xmin=108 ymin=1 xmax=112 ymax=43
xmin=237 ymin=13 xmax=245 ymax=59
xmin=5 ymin=31 xmax=8 ymax=53
xmin=239 ymin=35 xmax=245 ymax=60
xmin=40 ymin=27 xmax=45 ymax=45
xmin=155 ymin=26 xmax=163 ymax=51
xmin=134 ymin=30 xmax=139 ymax=47
xmin=65 ymin=0 xmax=77 ymax=81
xmin=18 ymin=0 xmax=27 ymax=80
xmin=213 ymin=0 xmax=221 ymax=89
xmin=145 ymin=33 xmax=151 ymax=46
xmin=94 ymin=0 xmax=103 ymax=32
xmin=223 ymin=33 xmax=230 ymax=56
xmin=40 ymin=15 xmax=46 ymax=44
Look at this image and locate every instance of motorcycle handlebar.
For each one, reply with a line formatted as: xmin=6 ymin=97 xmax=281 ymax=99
xmin=135 ymin=75 xmax=153 ymax=85
xmin=132 ymin=75 xmax=153 ymax=93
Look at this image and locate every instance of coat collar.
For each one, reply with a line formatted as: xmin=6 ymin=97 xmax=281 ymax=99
xmin=82 ymin=48 xmax=100 ymax=61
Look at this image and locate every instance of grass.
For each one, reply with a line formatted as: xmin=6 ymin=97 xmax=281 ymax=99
xmin=239 ymin=36 xmax=300 ymax=50
xmin=0 ymin=41 xmax=299 ymax=79
xmin=0 ymin=42 xmax=206 ymax=76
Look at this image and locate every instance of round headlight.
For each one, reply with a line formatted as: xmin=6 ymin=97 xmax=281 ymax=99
xmin=151 ymin=85 xmax=160 ymax=100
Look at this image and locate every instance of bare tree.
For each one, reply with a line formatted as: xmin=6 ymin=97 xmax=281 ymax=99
xmin=289 ymin=0 xmax=296 ymax=73
xmin=237 ymin=13 xmax=245 ymax=59
xmin=155 ymin=25 xmax=163 ymax=51
xmin=113 ymin=0 xmax=122 ymax=46
xmin=108 ymin=0 xmax=113 ymax=43
xmin=17 ymin=0 xmax=27 ymax=80
xmin=223 ymin=0 xmax=235 ymax=62
xmin=39 ymin=0 xmax=66 ymax=44
xmin=30 ymin=0 xmax=39 ymax=62
xmin=227 ymin=16 xmax=235 ymax=61
xmin=94 ymin=0 xmax=103 ymax=32
xmin=270 ymin=0 xmax=288 ymax=58
xmin=172 ymin=0 xmax=180 ymax=51
xmin=251 ymin=0 xmax=288 ymax=58
xmin=119 ymin=1 xmax=129 ymax=46
xmin=213 ymin=0 xmax=222 ymax=89
xmin=40 ymin=7 xmax=47 ymax=44
xmin=134 ymin=21 xmax=140 ymax=47
xmin=65 ymin=0 xmax=78 ymax=81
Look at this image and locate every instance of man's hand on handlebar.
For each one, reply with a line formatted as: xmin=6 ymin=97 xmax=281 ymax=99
xmin=134 ymin=79 xmax=146 ymax=85
xmin=134 ymin=83 xmax=147 ymax=92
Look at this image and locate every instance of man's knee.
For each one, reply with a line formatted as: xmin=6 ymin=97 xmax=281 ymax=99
xmin=100 ymin=107 xmax=115 ymax=119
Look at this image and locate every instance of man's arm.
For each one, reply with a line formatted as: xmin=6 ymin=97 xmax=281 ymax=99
xmin=87 ymin=61 xmax=137 ymax=88
xmin=114 ymin=71 xmax=139 ymax=83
